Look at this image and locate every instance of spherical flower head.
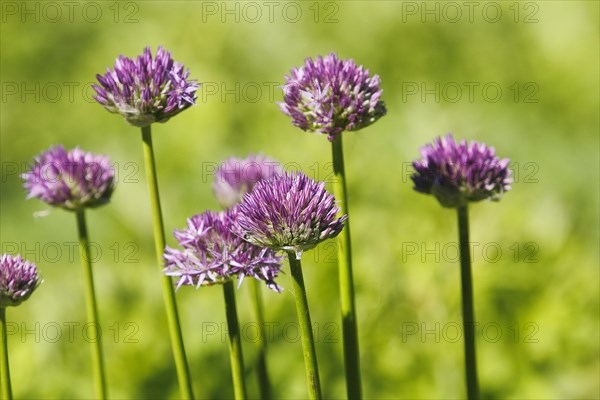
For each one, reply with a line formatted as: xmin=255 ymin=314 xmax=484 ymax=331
xmin=164 ymin=208 xmax=284 ymax=292
xmin=411 ymin=134 xmax=513 ymax=208
xmin=213 ymin=154 xmax=283 ymax=208
xmin=22 ymin=145 xmax=115 ymax=211
xmin=279 ymin=53 xmax=387 ymax=141
xmin=93 ymin=46 xmax=199 ymax=127
xmin=1 ymin=254 xmax=41 ymax=308
xmin=236 ymin=172 xmax=347 ymax=259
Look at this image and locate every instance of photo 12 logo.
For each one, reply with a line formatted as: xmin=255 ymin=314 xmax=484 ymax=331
xmin=6 ymin=321 xmax=140 ymax=343
xmin=1 ymin=2 xmax=140 ymax=24
xmin=399 ymin=161 xmax=540 ymax=184
xmin=200 ymin=1 xmax=340 ymax=24
xmin=1 ymin=81 xmax=99 ymax=104
xmin=1 ymin=161 xmax=140 ymax=185
xmin=1 ymin=241 xmax=140 ymax=264
xmin=198 ymin=81 xmax=280 ymax=104
xmin=400 ymin=82 xmax=539 ymax=104
xmin=400 ymin=2 xmax=540 ymax=24
xmin=201 ymin=321 xmax=340 ymax=344
xmin=401 ymin=241 xmax=539 ymax=264
xmin=400 ymin=321 xmax=539 ymax=343
xmin=201 ymin=161 xmax=337 ymax=184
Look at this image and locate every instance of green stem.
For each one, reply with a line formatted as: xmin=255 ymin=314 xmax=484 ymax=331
xmin=287 ymin=253 xmax=322 ymax=400
xmin=331 ymin=135 xmax=362 ymax=399
xmin=457 ymin=205 xmax=480 ymax=400
xmin=249 ymin=279 xmax=271 ymax=399
xmin=0 ymin=307 xmax=12 ymax=400
xmin=141 ymin=125 xmax=194 ymax=399
xmin=76 ymin=209 xmax=107 ymax=399
xmin=223 ymin=281 xmax=247 ymax=400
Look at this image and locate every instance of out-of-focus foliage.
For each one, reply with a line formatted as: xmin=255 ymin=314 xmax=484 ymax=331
xmin=1 ymin=1 xmax=598 ymax=398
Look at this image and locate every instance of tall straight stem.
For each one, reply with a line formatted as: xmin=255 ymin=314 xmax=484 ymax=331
xmin=331 ymin=135 xmax=362 ymax=399
xmin=0 ymin=308 xmax=12 ymax=400
xmin=287 ymin=253 xmax=322 ymax=400
xmin=75 ymin=209 xmax=107 ymax=399
xmin=249 ymin=279 xmax=271 ymax=399
xmin=141 ymin=125 xmax=194 ymax=399
xmin=457 ymin=205 xmax=480 ymax=400
xmin=223 ymin=281 xmax=247 ymax=400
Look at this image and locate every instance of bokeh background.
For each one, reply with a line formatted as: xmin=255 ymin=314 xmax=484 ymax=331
xmin=1 ymin=1 xmax=598 ymax=398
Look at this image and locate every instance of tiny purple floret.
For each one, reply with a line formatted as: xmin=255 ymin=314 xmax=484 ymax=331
xmin=93 ymin=46 xmax=199 ymax=127
xmin=22 ymin=145 xmax=115 ymax=211
xmin=213 ymin=154 xmax=283 ymax=209
xmin=236 ymin=171 xmax=347 ymax=259
xmin=411 ymin=134 xmax=512 ymax=208
xmin=279 ymin=53 xmax=386 ymax=141
xmin=164 ymin=208 xmax=284 ymax=292
xmin=1 ymin=254 xmax=41 ymax=308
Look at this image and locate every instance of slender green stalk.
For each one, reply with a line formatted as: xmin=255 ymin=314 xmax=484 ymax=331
xmin=287 ymin=252 xmax=322 ymax=400
xmin=223 ymin=281 xmax=247 ymax=400
xmin=75 ymin=209 xmax=107 ymax=399
xmin=0 ymin=307 xmax=12 ymax=400
xmin=141 ymin=125 xmax=194 ymax=399
xmin=249 ymin=279 xmax=271 ymax=399
xmin=457 ymin=205 xmax=480 ymax=400
xmin=331 ymin=135 xmax=362 ymax=399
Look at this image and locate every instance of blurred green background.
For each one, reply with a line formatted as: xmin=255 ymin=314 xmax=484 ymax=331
xmin=1 ymin=1 xmax=598 ymax=398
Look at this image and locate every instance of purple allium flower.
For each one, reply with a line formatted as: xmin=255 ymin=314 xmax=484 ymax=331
xmin=22 ymin=145 xmax=115 ymax=211
xmin=213 ymin=154 xmax=283 ymax=209
xmin=279 ymin=53 xmax=386 ymax=141
xmin=236 ymin=172 xmax=347 ymax=259
xmin=412 ymin=134 xmax=512 ymax=208
xmin=164 ymin=208 xmax=284 ymax=292
xmin=93 ymin=46 xmax=199 ymax=127
xmin=0 ymin=254 xmax=41 ymax=308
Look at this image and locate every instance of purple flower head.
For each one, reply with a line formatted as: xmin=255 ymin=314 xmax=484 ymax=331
xmin=213 ymin=154 xmax=283 ymax=208
xmin=1 ymin=254 xmax=41 ymax=308
xmin=93 ymin=46 xmax=199 ymax=127
xmin=412 ymin=134 xmax=512 ymax=208
xmin=236 ymin=172 xmax=347 ymax=259
xmin=164 ymin=208 xmax=284 ymax=292
xmin=22 ymin=145 xmax=115 ymax=211
xmin=279 ymin=53 xmax=386 ymax=141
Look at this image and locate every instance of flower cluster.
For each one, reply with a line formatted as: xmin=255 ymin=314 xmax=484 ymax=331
xmin=279 ymin=53 xmax=386 ymax=141
xmin=236 ymin=172 xmax=346 ymax=259
xmin=22 ymin=145 xmax=115 ymax=211
xmin=0 ymin=254 xmax=41 ymax=308
xmin=93 ymin=46 xmax=199 ymax=127
xmin=411 ymin=134 xmax=512 ymax=208
xmin=213 ymin=154 xmax=283 ymax=208
xmin=164 ymin=208 xmax=283 ymax=292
